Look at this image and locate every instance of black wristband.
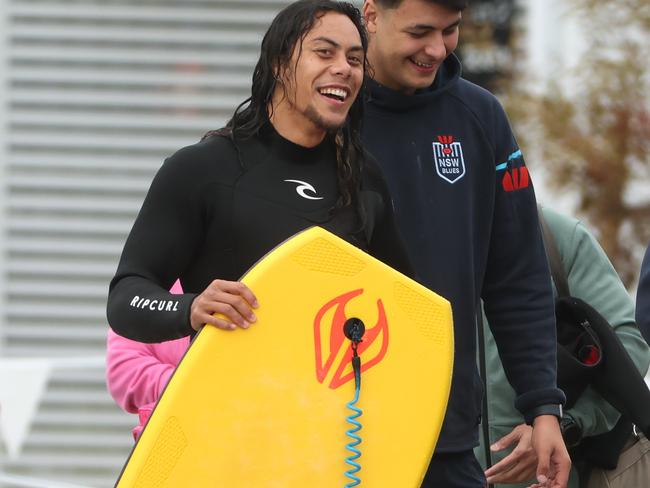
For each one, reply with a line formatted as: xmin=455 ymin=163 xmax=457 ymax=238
xmin=560 ymin=414 xmax=582 ymax=448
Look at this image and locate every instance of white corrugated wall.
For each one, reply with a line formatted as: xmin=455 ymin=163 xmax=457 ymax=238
xmin=0 ymin=1 xmax=293 ymax=486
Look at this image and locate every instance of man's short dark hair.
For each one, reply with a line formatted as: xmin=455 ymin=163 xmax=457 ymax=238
xmin=374 ymin=0 xmax=467 ymax=11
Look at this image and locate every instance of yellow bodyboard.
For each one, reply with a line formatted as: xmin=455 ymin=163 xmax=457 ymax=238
xmin=116 ymin=227 xmax=454 ymax=487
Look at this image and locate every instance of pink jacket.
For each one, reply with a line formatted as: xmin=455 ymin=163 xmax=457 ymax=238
xmin=106 ymin=280 xmax=187 ymax=439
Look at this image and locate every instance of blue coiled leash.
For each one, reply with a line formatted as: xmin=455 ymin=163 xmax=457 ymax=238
xmin=343 ymin=318 xmax=365 ymax=487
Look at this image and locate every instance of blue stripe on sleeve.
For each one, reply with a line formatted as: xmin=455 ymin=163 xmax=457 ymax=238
xmin=496 ymin=149 xmax=523 ymax=171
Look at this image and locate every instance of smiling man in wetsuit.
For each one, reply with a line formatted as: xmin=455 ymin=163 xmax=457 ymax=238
xmin=107 ymin=1 xmax=411 ymax=346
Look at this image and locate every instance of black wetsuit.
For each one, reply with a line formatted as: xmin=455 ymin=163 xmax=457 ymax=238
xmin=107 ymin=124 xmax=411 ymax=342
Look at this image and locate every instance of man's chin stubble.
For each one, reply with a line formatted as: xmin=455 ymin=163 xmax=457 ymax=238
xmin=305 ymin=104 xmax=345 ymax=132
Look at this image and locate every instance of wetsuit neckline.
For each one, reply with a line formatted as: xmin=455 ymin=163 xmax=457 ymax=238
xmin=259 ymin=122 xmax=335 ymax=164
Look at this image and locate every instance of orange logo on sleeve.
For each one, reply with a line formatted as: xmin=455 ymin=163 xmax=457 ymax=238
xmin=314 ymin=289 xmax=389 ymax=389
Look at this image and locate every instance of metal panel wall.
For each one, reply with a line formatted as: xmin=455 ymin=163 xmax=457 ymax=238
xmin=0 ymin=1 xmax=291 ymax=486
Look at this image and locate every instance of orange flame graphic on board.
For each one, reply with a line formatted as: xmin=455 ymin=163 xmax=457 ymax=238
xmin=314 ymin=289 xmax=389 ymax=389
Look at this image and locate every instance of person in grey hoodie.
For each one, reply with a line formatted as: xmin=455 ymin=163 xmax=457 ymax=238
xmin=476 ymin=207 xmax=650 ymax=488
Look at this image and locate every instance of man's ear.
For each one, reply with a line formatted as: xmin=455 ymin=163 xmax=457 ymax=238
xmin=274 ymin=60 xmax=292 ymax=89
xmin=363 ymin=0 xmax=379 ymax=34
xmin=273 ymin=66 xmax=283 ymax=86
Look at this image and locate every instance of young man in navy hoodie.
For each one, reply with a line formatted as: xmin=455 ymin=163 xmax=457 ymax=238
xmin=361 ymin=1 xmax=571 ymax=486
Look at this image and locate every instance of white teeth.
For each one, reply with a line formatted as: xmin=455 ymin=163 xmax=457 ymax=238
xmin=319 ymin=87 xmax=348 ymax=100
xmin=413 ymin=59 xmax=433 ymax=68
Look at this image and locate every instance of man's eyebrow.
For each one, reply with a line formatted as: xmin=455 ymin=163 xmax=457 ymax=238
xmin=310 ymin=36 xmax=363 ymax=52
xmin=409 ymin=19 xmax=461 ymax=31
xmin=311 ymin=36 xmax=340 ymax=47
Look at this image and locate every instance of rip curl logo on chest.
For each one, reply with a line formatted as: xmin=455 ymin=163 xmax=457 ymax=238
xmin=432 ymin=135 xmax=466 ymax=184
xmin=284 ymin=179 xmax=324 ymax=200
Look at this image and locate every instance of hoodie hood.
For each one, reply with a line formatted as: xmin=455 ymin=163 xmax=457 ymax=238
xmin=366 ymin=53 xmax=462 ymax=112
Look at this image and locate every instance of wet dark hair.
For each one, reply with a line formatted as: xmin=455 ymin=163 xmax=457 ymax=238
xmin=204 ymin=0 xmax=369 ymax=220
xmin=375 ymin=0 xmax=467 ymax=10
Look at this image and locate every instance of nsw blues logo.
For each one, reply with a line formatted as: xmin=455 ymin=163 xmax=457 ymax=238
xmin=433 ymin=135 xmax=466 ymax=184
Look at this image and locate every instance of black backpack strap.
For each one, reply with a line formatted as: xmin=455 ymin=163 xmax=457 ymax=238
xmin=476 ymin=307 xmax=493 ymax=488
xmin=538 ymin=205 xmax=570 ymax=297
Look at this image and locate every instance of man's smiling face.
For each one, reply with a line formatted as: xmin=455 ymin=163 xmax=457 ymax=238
xmin=364 ymin=0 xmax=461 ymax=94
xmin=271 ymin=11 xmax=365 ymax=141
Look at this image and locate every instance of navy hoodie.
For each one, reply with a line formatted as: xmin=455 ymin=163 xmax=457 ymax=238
xmin=362 ymin=54 xmax=565 ymax=452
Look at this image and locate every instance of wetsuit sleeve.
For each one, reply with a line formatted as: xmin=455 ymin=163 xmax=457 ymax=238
xmin=560 ymin=218 xmax=650 ymax=436
xmin=107 ymin=145 xmax=208 ymax=343
xmin=364 ymin=159 xmax=415 ymax=279
xmin=481 ymin=102 xmax=566 ymax=417
xmin=637 ymin=243 xmax=650 ymax=345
